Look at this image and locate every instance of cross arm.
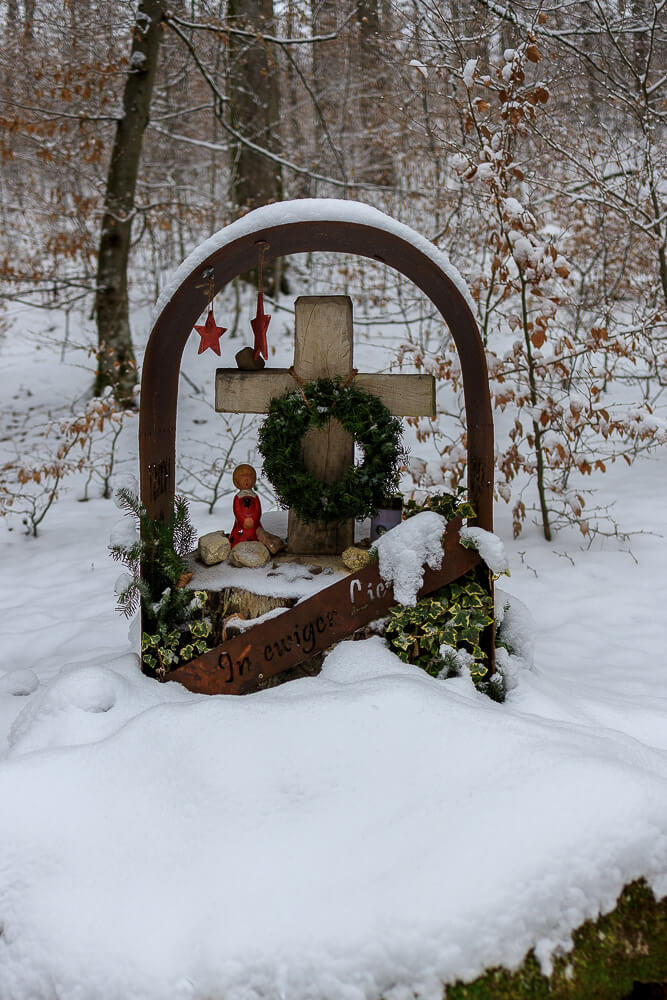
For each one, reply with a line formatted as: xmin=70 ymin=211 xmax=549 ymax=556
xmin=354 ymin=373 xmax=435 ymax=418
xmin=215 ymin=368 xmax=295 ymax=414
xmin=215 ymin=369 xmax=436 ymax=417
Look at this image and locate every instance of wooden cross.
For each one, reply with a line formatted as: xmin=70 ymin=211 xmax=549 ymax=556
xmin=215 ymin=295 xmax=436 ymax=555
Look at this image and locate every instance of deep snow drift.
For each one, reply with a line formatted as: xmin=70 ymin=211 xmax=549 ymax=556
xmin=1 ymin=291 xmax=666 ymax=999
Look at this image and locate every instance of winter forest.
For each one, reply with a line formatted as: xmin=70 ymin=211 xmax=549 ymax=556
xmin=1 ymin=0 xmax=665 ymax=537
xmin=1 ymin=1 xmax=667 ymax=998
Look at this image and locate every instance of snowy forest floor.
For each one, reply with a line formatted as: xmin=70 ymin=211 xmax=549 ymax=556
xmin=0 ymin=287 xmax=666 ymax=999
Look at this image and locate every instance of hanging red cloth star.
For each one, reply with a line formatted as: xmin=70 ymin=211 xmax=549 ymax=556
xmin=250 ymin=290 xmax=271 ymax=362
xmin=194 ymin=309 xmax=226 ymax=356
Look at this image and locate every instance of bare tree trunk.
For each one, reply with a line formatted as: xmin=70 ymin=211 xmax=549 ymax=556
xmin=23 ymin=0 xmax=35 ymax=39
xmin=310 ymin=0 xmax=339 ymax=178
xmin=283 ymin=0 xmax=311 ymax=197
xmin=94 ymin=0 xmax=165 ymax=407
xmin=227 ymin=0 xmax=282 ymax=214
xmin=227 ymin=0 xmax=283 ymax=293
xmin=356 ymin=0 xmax=394 ymax=185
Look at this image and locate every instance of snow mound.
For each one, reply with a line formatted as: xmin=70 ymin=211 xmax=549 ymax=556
xmin=495 ymin=588 xmax=535 ymax=669
xmin=0 ymin=669 xmax=39 ymax=697
xmin=112 ymin=476 xmax=138 ymax=507
xmin=1 ymin=640 xmax=667 ymax=1000
xmin=371 ymin=511 xmax=447 ymax=605
xmin=460 ymin=525 xmax=510 ymax=576
xmin=319 ymin=634 xmax=415 ymax=685
xmin=8 ymin=655 xmax=189 ymax=756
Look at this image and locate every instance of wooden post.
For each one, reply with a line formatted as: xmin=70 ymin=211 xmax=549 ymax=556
xmin=287 ymin=296 xmax=355 ymax=553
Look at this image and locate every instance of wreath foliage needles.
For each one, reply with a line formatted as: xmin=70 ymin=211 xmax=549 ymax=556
xmin=258 ymin=377 xmax=406 ymax=524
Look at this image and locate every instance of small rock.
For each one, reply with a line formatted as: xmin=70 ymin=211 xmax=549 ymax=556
xmin=256 ymin=525 xmax=285 ymax=555
xmin=342 ymin=546 xmax=372 ymax=571
xmin=235 ymin=346 xmax=265 ymax=370
xmin=229 ymin=540 xmax=271 ymax=568
xmin=198 ymin=531 xmax=231 ymax=566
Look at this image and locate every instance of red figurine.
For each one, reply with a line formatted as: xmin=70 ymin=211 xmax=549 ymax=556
xmin=229 ymin=464 xmax=262 ymax=547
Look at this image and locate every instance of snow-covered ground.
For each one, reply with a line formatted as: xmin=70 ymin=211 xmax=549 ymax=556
xmin=1 ymin=284 xmax=666 ymax=999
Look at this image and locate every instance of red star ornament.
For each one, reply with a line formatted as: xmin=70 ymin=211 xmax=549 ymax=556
xmin=194 ymin=309 xmax=226 ymax=356
xmin=250 ymin=291 xmax=271 ymax=362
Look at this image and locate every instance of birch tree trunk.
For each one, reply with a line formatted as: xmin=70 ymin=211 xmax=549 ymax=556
xmin=94 ymin=0 xmax=165 ymax=407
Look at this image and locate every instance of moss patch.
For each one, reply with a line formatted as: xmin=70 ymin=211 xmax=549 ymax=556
xmin=444 ymin=880 xmax=666 ymax=1000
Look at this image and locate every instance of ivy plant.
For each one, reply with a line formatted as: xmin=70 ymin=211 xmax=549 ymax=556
xmin=385 ymin=571 xmax=505 ymax=702
xmin=402 ymin=489 xmax=476 ymax=523
xmin=388 ymin=491 xmax=507 ymax=700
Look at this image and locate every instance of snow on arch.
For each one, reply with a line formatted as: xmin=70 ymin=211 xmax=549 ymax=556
xmin=151 ymin=198 xmax=475 ymax=322
xmin=140 ymin=198 xmax=494 ymax=532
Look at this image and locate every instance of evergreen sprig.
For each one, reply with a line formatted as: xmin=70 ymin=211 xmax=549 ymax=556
xmin=258 ymin=377 xmax=406 ymax=524
xmin=109 ymin=488 xmax=211 ymax=678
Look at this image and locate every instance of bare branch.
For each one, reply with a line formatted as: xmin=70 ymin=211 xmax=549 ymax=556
xmin=165 ymin=10 xmax=354 ymax=47
xmin=163 ymin=15 xmax=401 ymax=194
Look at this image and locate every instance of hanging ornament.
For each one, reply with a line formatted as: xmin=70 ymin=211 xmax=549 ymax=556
xmin=194 ymin=309 xmax=226 ymax=356
xmin=251 ymin=241 xmax=271 ymax=362
xmin=194 ymin=267 xmax=226 ymax=355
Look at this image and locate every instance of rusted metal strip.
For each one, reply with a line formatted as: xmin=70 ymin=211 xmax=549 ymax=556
xmin=166 ymin=520 xmax=480 ymax=696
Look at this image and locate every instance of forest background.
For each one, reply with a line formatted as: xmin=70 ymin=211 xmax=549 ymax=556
xmin=0 ymin=0 xmax=665 ymax=542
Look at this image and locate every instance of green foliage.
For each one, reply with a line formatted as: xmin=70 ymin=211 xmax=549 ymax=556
xmin=140 ymin=597 xmax=212 ymax=677
xmin=385 ymin=570 xmax=504 ymax=700
xmin=109 ymin=488 xmax=212 ymax=678
xmin=446 ymin=878 xmax=667 ymax=1000
xmin=258 ymin=377 xmax=406 ymax=524
xmin=403 ymin=490 xmax=476 ymax=523
xmin=109 ymin=488 xmax=196 ymax=617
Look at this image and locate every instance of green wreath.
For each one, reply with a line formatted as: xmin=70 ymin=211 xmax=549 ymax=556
xmin=258 ymin=377 xmax=405 ymax=524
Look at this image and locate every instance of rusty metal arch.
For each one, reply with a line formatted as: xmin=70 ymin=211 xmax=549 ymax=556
xmin=140 ymin=206 xmax=494 ymax=532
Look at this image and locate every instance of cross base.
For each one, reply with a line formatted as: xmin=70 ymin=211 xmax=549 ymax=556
xmin=287 ymin=511 xmax=354 ymax=555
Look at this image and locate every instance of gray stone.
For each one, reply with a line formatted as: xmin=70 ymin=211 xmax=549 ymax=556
xmin=229 ymin=540 xmax=271 ymax=568
xmin=198 ymin=531 xmax=231 ymax=566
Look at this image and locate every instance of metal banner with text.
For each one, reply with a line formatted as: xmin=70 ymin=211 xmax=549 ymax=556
xmin=166 ymin=520 xmax=480 ymax=696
